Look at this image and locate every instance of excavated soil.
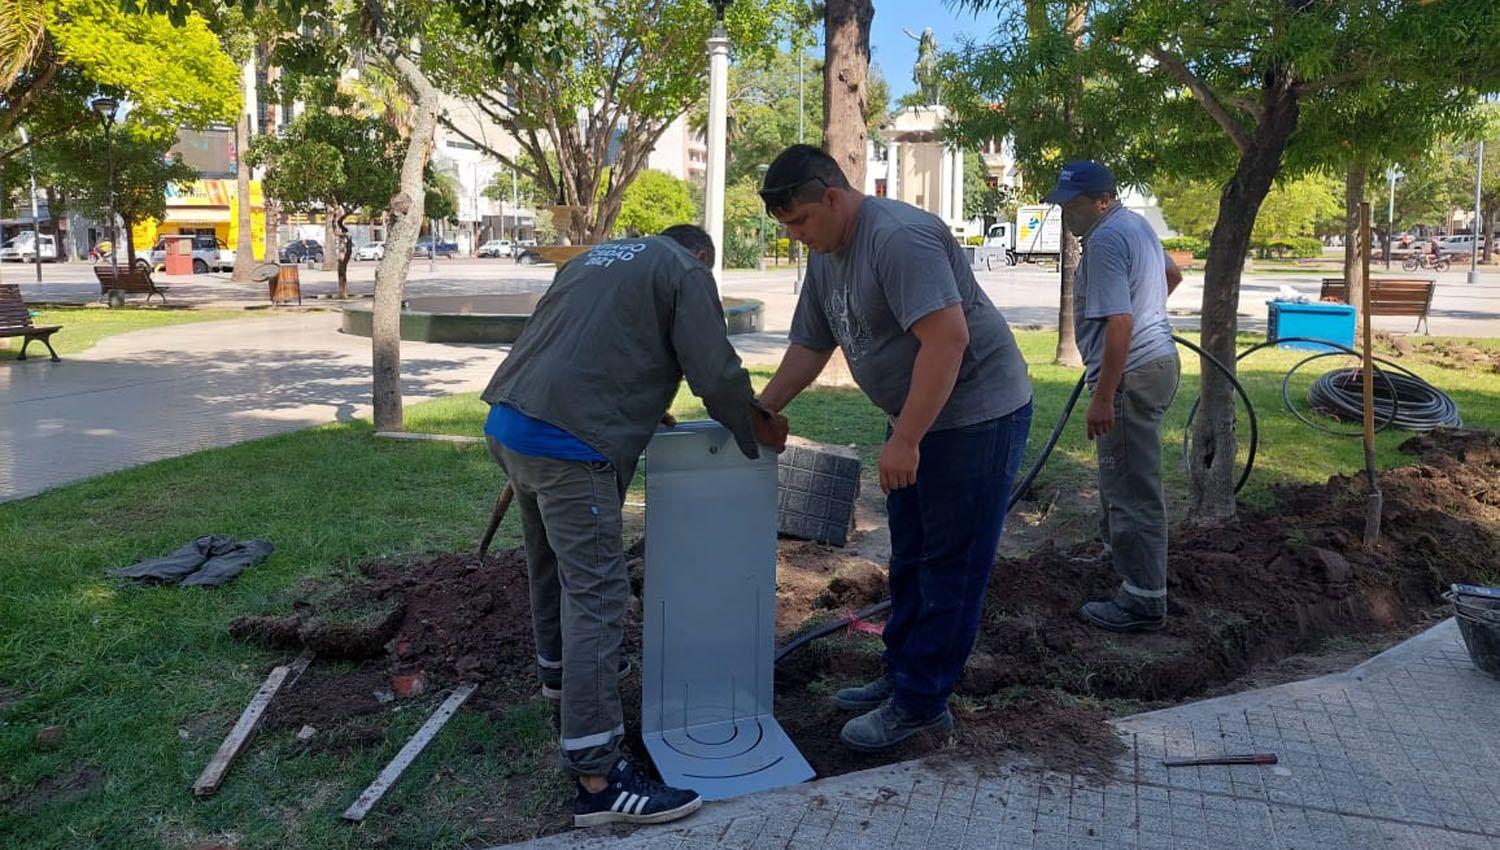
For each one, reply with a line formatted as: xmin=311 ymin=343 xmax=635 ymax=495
xmin=226 ymin=430 xmax=1500 ymax=813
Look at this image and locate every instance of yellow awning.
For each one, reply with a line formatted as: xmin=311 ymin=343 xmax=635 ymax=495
xmin=163 ymin=207 xmax=231 ymax=224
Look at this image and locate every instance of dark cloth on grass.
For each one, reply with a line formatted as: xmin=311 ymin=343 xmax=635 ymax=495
xmin=110 ymin=536 xmax=273 ymax=586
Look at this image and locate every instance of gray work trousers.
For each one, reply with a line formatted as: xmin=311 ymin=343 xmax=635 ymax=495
xmin=488 ymin=437 xmax=628 ymax=777
xmin=1095 ymin=354 xmax=1179 ymax=618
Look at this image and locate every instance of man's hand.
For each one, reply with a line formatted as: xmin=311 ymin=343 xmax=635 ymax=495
xmin=750 ymin=400 xmax=789 ymax=453
xmin=879 ymin=433 xmax=920 ymax=493
xmin=1086 ymin=392 xmax=1116 ymax=440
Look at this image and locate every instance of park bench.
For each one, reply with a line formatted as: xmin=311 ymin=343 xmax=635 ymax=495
xmin=0 ymin=284 xmax=62 ymax=362
xmin=1320 ymin=277 xmax=1436 ymax=334
xmin=93 ymin=263 xmax=170 ymax=305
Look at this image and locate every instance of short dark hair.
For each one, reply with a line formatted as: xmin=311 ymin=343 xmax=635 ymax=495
xmin=760 ymin=144 xmax=851 ymax=214
xmin=660 ymin=224 xmax=715 ymax=267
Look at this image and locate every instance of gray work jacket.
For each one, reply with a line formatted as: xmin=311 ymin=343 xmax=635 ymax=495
xmin=480 ymin=236 xmax=759 ymax=484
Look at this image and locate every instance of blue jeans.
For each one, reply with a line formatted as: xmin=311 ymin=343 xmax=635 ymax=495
xmin=882 ymin=401 xmax=1032 ymax=719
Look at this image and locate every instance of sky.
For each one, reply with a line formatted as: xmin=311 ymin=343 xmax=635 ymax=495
xmin=865 ymin=2 xmax=994 ymax=100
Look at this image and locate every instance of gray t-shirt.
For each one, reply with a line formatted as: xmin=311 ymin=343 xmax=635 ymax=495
xmin=789 ymin=197 xmax=1032 ymax=430
xmin=1073 ymin=204 xmax=1176 ymax=385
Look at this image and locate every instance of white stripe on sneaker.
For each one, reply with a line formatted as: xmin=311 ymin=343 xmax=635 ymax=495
xmin=632 ymin=795 xmax=650 ymax=815
xmin=610 ymin=793 xmax=629 ymax=813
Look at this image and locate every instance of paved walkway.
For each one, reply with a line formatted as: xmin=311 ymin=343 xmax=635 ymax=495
xmin=0 ymin=313 xmax=499 ymax=502
xmin=495 ymin=619 xmax=1500 ymax=850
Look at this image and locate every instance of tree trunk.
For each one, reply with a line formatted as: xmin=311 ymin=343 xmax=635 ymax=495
xmin=233 ymin=112 xmax=255 ymax=281
xmin=1484 ymin=210 xmax=1494 ymax=265
xmin=336 ymin=209 xmax=352 ymax=298
xmin=1343 ymin=162 xmax=1366 ymax=338
xmin=823 ymin=0 xmax=873 ymax=189
xmin=1187 ymin=72 xmax=1299 ymax=522
xmin=1056 ymin=220 xmax=1083 ymax=367
xmin=261 ymin=49 xmax=280 ymax=262
xmin=372 ymin=48 xmax=441 ymax=433
xmin=45 ymin=185 xmax=68 ymax=260
xmin=322 ymin=210 xmax=338 ymax=272
xmin=124 ymin=217 xmax=138 ymax=267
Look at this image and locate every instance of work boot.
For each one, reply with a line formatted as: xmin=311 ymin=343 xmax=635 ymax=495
xmin=1080 ymin=600 xmax=1165 ymax=633
xmin=839 ymin=701 xmax=954 ymax=752
xmin=831 ymin=676 xmax=894 ymax=711
xmin=541 ymin=659 xmax=633 ymax=702
xmin=1069 ymin=543 xmax=1112 ymax=566
xmin=572 ymin=758 xmax=702 ymax=827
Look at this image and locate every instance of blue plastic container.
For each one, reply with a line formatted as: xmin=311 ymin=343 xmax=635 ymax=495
xmin=1266 ymin=301 xmax=1356 ymax=352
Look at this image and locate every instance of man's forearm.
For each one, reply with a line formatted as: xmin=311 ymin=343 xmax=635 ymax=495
xmin=891 ymin=336 xmax=964 ymax=445
xmin=1093 ymin=315 xmax=1133 ymax=398
xmin=759 ymin=343 xmax=833 ymax=412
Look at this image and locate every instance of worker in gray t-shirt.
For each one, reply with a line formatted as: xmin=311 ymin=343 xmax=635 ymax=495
xmin=757 ymin=144 xmax=1032 ymax=754
xmin=1045 ymin=160 xmax=1183 ymax=633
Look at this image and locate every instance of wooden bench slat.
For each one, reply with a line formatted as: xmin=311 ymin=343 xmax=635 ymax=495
xmin=0 ymin=284 xmax=62 ymax=360
xmin=1318 ymin=277 xmax=1435 ymax=334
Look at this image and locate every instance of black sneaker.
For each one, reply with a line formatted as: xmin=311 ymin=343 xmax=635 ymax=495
xmin=542 ymin=658 xmax=634 ymax=701
xmin=573 ymin=758 xmax=702 ymax=827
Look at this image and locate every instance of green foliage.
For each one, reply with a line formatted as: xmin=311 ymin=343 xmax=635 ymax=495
xmin=1161 ymin=236 xmax=1209 ymax=258
xmin=35 ymin=121 xmax=197 ymax=231
xmin=724 ymin=176 xmax=773 ymax=268
xmin=1158 ymin=173 xmax=1341 ymax=242
xmin=435 ymin=0 xmax=802 ymax=241
xmin=245 ymin=108 xmax=402 ymax=220
xmin=615 ymin=170 xmax=697 ymax=237
xmin=717 ymin=47 xmax=889 ymax=185
xmin=424 ymin=167 xmax=460 ymax=225
xmin=963 ymin=149 xmax=1013 ymax=223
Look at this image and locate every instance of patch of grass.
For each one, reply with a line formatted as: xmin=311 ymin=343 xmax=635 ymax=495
xmin=1 ymin=329 xmax=1497 ymax=848
xmin=0 ymin=306 xmax=267 ymax=361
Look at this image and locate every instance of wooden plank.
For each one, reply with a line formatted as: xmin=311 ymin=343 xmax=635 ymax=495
xmin=341 ymin=683 xmax=478 ymax=823
xmin=193 ymin=662 xmax=298 ymax=798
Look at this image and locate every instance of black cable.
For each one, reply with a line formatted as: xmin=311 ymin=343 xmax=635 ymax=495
xmin=1307 ymin=364 xmax=1460 ymax=431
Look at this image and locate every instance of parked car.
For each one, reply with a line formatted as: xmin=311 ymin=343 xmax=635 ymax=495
xmin=1437 ymin=234 xmax=1484 ymax=254
xmin=279 ymin=239 xmax=325 ymax=265
xmin=147 ymin=234 xmax=236 ymax=273
xmin=353 ymin=241 xmax=385 ymax=261
xmin=412 ymin=238 xmax=459 ymax=258
xmin=0 ymin=232 xmax=58 ymax=262
xmin=477 ymin=239 xmax=514 ymax=258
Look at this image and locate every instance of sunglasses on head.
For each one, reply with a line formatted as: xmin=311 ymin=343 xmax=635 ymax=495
xmin=758 ymin=175 xmax=830 ymax=212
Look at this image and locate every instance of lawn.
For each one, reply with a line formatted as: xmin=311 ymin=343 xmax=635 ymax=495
xmin=0 ymin=306 xmax=265 ymax=361
xmin=2 ymin=329 xmax=1497 ymax=849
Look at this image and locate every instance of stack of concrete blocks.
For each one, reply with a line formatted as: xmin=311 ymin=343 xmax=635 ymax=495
xmin=776 ymin=437 xmax=861 ymax=547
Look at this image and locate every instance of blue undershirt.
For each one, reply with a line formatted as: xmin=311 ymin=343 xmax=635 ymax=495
xmin=484 ymin=404 xmax=606 ymax=462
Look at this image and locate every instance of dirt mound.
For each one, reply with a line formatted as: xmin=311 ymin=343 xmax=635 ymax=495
xmin=225 ymin=430 xmax=1500 ymax=791
xmin=775 ymin=429 xmax=1500 ymax=778
xmin=1379 ymin=332 xmax=1500 ymax=374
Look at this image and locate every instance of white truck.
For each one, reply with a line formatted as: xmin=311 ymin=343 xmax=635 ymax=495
xmin=975 ymin=204 xmax=1063 ymax=269
xmin=0 ymin=231 xmax=58 ymax=262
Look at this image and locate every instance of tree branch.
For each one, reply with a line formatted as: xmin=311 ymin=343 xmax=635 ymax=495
xmin=1294 ymin=69 xmax=1369 ymax=95
xmin=1149 ymin=46 xmax=1253 ymax=154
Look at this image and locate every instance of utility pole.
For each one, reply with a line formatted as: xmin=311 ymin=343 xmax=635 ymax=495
xmin=19 ymin=127 xmax=44 ymax=284
xmin=1471 ymin=139 xmax=1484 ymax=285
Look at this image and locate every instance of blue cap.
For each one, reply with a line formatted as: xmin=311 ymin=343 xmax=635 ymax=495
xmin=1042 ymin=160 xmax=1116 ymax=205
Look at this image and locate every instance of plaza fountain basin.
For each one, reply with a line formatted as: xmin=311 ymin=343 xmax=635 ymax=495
xmin=341 ymin=293 xmax=763 ymax=344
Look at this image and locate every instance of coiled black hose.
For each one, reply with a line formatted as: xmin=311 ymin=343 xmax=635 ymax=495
xmin=775 ymin=334 xmax=1256 ymax=663
xmin=1306 ymin=363 xmax=1460 ymax=431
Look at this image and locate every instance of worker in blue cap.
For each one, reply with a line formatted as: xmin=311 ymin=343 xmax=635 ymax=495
xmin=1044 ymin=160 xmax=1183 ymax=632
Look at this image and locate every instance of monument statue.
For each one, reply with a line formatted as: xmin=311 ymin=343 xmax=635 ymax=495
xmin=904 ymin=27 xmax=941 ymax=106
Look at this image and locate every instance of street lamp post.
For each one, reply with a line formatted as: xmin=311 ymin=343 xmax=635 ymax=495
xmin=18 ymin=127 xmax=44 ymax=283
xmin=1386 ymin=167 xmax=1402 ymax=271
xmin=703 ymin=0 xmax=732 ymax=283
xmin=756 ymin=163 xmax=769 ymax=272
xmin=91 ymin=97 xmax=120 ymax=278
xmin=1472 ymin=138 xmax=1484 ymax=285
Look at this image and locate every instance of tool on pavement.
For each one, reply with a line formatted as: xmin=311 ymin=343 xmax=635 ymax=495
xmin=1162 ymin=753 xmax=1278 ymax=767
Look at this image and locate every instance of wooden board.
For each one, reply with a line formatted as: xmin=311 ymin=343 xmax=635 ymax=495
xmin=193 ymin=654 xmax=308 ymax=798
xmin=341 ymin=683 xmax=478 ymax=822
